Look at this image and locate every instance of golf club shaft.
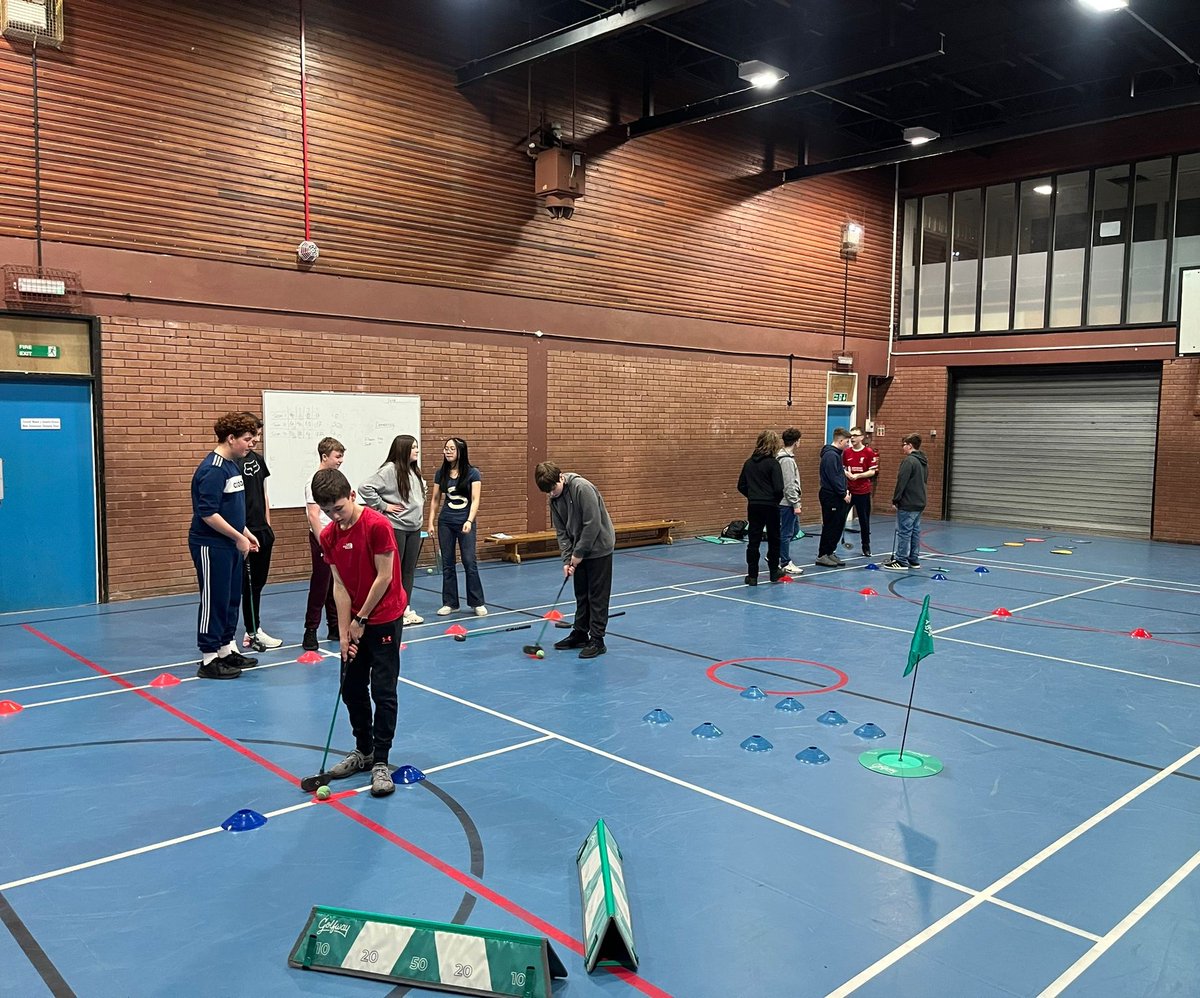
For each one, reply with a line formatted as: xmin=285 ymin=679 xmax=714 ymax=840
xmin=532 ymin=575 xmax=571 ymax=648
xmin=555 ymin=611 xmax=624 ymax=629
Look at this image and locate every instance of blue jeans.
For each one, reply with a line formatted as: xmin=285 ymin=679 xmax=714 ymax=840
xmin=895 ymin=509 xmax=922 ymax=566
xmin=778 ymin=506 xmax=797 ymax=564
xmin=438 ymin=520 xmax=485 ymax=609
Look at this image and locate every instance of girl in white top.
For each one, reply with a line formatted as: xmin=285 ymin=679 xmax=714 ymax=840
xmin=358 ymin=434 xmax=427 ymax=625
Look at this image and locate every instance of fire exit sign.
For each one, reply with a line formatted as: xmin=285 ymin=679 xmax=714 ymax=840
xmin=17 ymin=343 xmax=59 ymax=359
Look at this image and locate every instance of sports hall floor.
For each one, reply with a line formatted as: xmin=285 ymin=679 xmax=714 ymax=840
xmin=2 ymin=519 xmax=1199 ymax=997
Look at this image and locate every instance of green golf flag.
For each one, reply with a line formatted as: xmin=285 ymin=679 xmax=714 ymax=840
xmin=904 ymin=594 xmax=935 ymax=677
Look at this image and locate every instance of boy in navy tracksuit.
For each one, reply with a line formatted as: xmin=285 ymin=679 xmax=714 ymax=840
xmin=189 ymin=412 xmax=261 ymax=679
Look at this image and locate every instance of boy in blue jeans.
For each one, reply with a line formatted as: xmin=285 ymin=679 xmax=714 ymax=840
xmin=883 ymin=434 xmax=929 ymax=571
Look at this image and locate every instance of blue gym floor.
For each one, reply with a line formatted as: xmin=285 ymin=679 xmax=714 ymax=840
xmin=2 ymin=520 xmax=1199 ymax=997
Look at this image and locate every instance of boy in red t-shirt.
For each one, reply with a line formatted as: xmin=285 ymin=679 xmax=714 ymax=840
xmin=842 ymin=426 xmax=879 ymax=557
xmin=311 ymin=468 xmax=409 ymax=797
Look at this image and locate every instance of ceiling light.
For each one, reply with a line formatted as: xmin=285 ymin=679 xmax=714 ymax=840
xmin=737 ymin=60 xmax=788 ymax=89
xmin=1033 ymin=183 xmax=1054 ymax=195
xmin=1078 ymin=0 xmax=1128 ymax=12
xmin=902 ymin=126 xmax=940 ymax=146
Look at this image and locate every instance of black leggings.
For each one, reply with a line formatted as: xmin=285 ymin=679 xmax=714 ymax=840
xmin=746 ymin=502 xmax=780 ymax=579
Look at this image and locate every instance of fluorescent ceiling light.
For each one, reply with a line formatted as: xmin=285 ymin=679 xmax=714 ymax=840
xmin=1033 ymin=183 xmax=1054 ymax=195
xmin=737 ymin=60 xmax=788 ymax=89
xmin=1078 ymin=0 xmax=1128 ymax=12
xmin=902 ymin=126 xmax=939 ymax=146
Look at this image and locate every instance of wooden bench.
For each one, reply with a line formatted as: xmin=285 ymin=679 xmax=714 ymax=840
xmin=487 ymin=519 xmax=685 ymax=564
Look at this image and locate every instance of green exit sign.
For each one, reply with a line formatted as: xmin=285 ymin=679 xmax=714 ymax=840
xmin=17 ymin=343 xmax=60 ymax=359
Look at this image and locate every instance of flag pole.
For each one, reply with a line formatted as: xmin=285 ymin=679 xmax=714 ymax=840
xmin=897 ymin=663 xmax=920 ymax=761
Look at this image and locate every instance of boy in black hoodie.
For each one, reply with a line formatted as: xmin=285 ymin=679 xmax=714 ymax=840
xmin=883 ymin=434 xmax=929 ymax=571
xmin=737 ymin=430 xmax=785 ymax=585
xmin=816 ymin=428 xmax=852 ymax=567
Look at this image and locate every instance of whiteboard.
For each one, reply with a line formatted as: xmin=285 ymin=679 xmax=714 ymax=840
xmin=1180 ymin=267 xmax=1200 ymax=356
xmin=262 ymin=391 xmax=421 ymax=509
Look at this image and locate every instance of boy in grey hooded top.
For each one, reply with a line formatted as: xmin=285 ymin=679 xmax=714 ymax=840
xmin=535 ymin=463 xmax=615 ymax=659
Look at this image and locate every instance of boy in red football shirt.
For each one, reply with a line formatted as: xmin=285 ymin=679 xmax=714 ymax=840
xmin=310 ymin=468 xmax=408 ymax=797
xmin=842 ymin=426 xmax=879 ymax=557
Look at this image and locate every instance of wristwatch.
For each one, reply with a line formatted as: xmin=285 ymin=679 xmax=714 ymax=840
xmin=353 ymin=613 xmax=370 ymax=627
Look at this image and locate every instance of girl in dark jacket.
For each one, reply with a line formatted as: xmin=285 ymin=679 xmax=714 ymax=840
xmin=737 ymin=429 xmax=785 ymax=585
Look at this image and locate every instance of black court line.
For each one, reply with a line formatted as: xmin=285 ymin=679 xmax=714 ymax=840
xmin=728 ymin=661 xmax=1200 ymax=784
xmin=0 ymin=892 xmax=75 ymax=996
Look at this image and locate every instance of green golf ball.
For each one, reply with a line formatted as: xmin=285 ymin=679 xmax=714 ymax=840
xmin=535 ymin=649 xmax=545 ymax=659
xmin=316 ymin=785 xmax=331 ymax=800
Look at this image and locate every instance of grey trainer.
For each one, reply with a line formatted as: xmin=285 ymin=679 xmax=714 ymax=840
xmin=370 ymin=762 xmax=395 ymax=797
xmin=327 ymin=749 xmax=373 ymax=780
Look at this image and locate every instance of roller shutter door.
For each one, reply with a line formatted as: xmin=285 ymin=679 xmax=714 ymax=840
xmin=949 ymin=368 xmax=1159 ymax=536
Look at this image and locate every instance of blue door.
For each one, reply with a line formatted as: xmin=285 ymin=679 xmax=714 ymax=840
xmin=825 ymin=405 xmax=854 ymax=442
xmin=0 ymin=379 xmax=98 ymax=611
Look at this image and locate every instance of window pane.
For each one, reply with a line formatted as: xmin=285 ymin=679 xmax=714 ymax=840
xmin=918 ymin=194 xmax=948 ymax=334
xmin=1170 ymin=152 xmax=1200 ymax=320
xmin=1014 ymin=178 xmax=1051 ymax=329
xmin=1088 ymin=165 xmax=1130 ymax=324
xmin=1127 ymin=158 xmax=1171 ymax=323
xmin=949 ymin=189 xmax=981 ymax=332
xmin=1049 ymin=172 xmax=1089 ymax=327
xmin=899 ymin=199 xmax=918 ymax=335
xmin=981 ymin=184 xmax=1015 ymax=330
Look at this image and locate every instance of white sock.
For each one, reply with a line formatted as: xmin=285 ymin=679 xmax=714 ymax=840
xmin=202 ymin=651 xmax=219 ymax=665
xmin=221 ymin=642 xmax=238 ymax=657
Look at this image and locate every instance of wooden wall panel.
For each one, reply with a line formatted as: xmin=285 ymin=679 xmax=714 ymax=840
xmin=1 ymin=0 xmax=894 ymax=341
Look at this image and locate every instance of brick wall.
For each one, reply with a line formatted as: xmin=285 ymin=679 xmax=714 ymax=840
xmin=1153 ymin=358 xmax=1200 ymax=543
xmin=100 ymin=317 xmax=528 ymax=597
xmin=545 ymin=350 xmax=830 ymax=537
xmin=870 ymin=368 xmax=949 ymax=520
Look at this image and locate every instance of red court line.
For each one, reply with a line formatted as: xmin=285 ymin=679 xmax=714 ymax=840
xmin=24 ymin=625 xmax=672 ymax=998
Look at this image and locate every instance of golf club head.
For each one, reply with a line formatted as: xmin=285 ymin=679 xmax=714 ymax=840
xmin=300 ymin=773 xmax=326 ymax=794
xmin=521 ymin=644 xmax=543 ymax=656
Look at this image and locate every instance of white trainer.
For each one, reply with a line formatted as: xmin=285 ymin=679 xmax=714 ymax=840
xmin=255 ymin=629 xmax=283 ymax=649
xmin=436 ymin=606 xmax=455 ymax=616
xmin=474 ymin=606 xmax=488 ymax=617
xmin=783 ymin=562 xmax=803 ymax=575
xmin=403 ymin=608 xmax=424 ymax=625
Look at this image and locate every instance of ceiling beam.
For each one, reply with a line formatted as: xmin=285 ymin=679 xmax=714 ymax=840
xmin=624 ymin=32 xmax=945 ymax=139
xmin=456 ymin=0 xmax=713 ymax=87
xmin=780 ymin=85 xmax=1200 ymax=183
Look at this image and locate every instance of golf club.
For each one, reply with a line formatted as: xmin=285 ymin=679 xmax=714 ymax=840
xmin=555 ymin=610 xmax=625 ymax=629
xmin=299 ymin=652 xmax=349 ymax=794
xmin=453 ymin=622 xmax=533 ymax=642
xmin=243 ymin=558 xmax=263 ymax=653
xmin=522 ymin=575 xmax=570 ymax=657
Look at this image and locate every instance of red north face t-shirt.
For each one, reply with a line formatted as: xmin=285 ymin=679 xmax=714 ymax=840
xmin=843 ymin=445 xmax=879 ymax=496
xmin=319 ymin=506 xmax=407 ymax=623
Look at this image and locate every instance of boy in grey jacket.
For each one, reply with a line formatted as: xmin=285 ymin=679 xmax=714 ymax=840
xmin=535 ymin=461 xmax=616 ymax=660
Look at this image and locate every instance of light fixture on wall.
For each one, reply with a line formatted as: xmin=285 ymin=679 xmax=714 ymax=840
xmin=1033 ymin=183 xmax=1054 ymax=196
xmin=737 ymin=60 xmax=788 ymax=89
xmin=1078 ymin=0 xmax=1128 ymax=12
xmin=840 ymin=221 xmax=865 ymax=261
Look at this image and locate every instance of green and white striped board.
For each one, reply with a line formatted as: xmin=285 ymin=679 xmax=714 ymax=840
xmin=576 ymin=819 xmax=638 ymax=972
xmin=288 ymin=905 xmax=567 ymax=997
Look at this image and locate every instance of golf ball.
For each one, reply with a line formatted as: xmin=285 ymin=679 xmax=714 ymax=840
xmin=535 ymin=649 xmax=545 ymax=659
xmin=316 ymin=786 xmax=331 ymax=800
xmin=426 ymin=567 xmax=434 ymax=574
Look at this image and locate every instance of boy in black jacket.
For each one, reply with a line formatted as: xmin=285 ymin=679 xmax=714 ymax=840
xmin=816 ymin=428 xmax=852 ymax=567
xmin=737 ymin=430 xmax=785 ymax=585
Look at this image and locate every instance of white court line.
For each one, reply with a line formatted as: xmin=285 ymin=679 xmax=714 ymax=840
xmin=0 ymin=735 xmax=551 ymax=894
xmin=934 ymin=578 xmax=1134 ymax=635
xmin=397 ymin=674 xmax=1098 ymax=942
xmin=1037 ymin=846 xmax=1200 ymax=996
xmin=827 ymin=739 xmax=1200 ymax=997
xmin=17 ymin=656 xmax=304 ymax=709
xmin=936 ymin=553 xmax=1200 ymax=593
xmin=691 ymin=580 xmax=1200 ymax=690
xmin=3 ymin=575 xmax=744 ymax=697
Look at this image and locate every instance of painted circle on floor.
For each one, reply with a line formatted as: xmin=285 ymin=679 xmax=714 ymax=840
xmin=706 ymin=657 xmax=849 ymax=696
